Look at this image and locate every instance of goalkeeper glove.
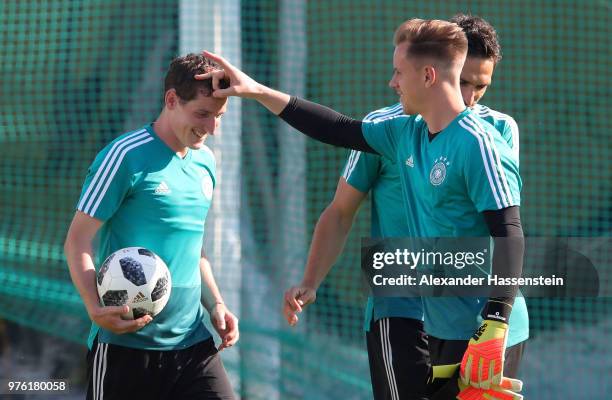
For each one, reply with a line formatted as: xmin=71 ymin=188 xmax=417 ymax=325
xmin=461 ymin=300 xmax=513 ymax=389
xmin=431 ymin=364 xmax=523 ymax=400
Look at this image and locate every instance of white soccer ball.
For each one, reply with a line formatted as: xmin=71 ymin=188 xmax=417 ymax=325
xmin=96 ymin=247 xmax=172 ymax=320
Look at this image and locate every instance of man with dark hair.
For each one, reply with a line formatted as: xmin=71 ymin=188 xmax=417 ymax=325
xmin=451 ymin=15 xmax=519 ymax=159
xmin=281 ymin=13 xmax=527 ymax=400
xmin=453 ymin=13 xmax=502 ymax=62
xmin=164 ymin=54 xmax=229 ymax=100
xmin=64 ymin=53 xmax=237 ymax=399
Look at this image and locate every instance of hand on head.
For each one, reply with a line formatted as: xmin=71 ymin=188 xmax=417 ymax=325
xmin=195 ymin=51 xmax=262 ymax=99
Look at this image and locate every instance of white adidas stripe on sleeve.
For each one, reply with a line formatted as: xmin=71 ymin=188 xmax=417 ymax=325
xmin=467 ymin=115 xmax=515 ymax=206
xmin=342 ymin=150 xmax=362 ymax=180
xmin=364 ymin=104 xmax=403 ymax=122
xmin=460 ymin=115 xmax=514 ymax=208
xmin=78 ymin=129 xmax=152 ymax=216
xmin=459 ymin=118 xmax=506 ymax=209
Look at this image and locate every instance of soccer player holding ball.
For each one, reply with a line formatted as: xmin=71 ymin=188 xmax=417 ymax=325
xmin=64 ymin=54 xmax=237 ymax=400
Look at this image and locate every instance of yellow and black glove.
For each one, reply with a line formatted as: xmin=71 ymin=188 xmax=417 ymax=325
xmin=460 ymin=319 xmax=508 ymax=389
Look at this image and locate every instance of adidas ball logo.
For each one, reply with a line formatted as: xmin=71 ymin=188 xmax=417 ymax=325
xmin=133 ymin=292 xmax=148 ymax=303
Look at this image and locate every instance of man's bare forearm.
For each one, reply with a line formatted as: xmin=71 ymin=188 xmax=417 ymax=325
xmin=302 ymin=205 xmax=355 ymax=289
xmin=200 ymin=255 xmax=225 ymax=312
xmin=250 ymin=84 xmax=291 ymax=115
xmin=64 ymin=237 xmax=100 ymax=315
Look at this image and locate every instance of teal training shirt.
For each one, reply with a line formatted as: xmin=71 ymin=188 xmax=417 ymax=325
xmin=362 ymin=108 xmax=528 ymax=346
xmin=77 ymin=124 xmax=215 ymax=350
xmin=342 ymin=103 xmax=423 ymax=331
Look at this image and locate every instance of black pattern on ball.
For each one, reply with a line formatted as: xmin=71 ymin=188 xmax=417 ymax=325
xmin=132 ymin=308 xmax=153 ymax=319
xmin=102 ymin=290 xmax=128 ymax=306
xmin=119 ymin=257 xmax=147 ymax=286
xmin=137 ymin=248 xmax=155 ymax=258
xmin=97 ymin=254 xmax=114 ymax=285
xmin=151 ymin=276 xmax=169 ymax=301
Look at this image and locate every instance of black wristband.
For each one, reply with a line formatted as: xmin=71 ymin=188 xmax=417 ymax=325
xmin=482 ymin=299 xmax=513 ymax=323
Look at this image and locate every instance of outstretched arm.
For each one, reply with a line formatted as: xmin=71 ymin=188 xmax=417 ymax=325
xmin=196 ymin=51 xmax=376 ymax=153
xmin=283 ymin=178 xmax=367 ymax=326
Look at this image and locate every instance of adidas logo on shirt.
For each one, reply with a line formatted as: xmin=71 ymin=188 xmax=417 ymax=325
xmin=405 ymin=155 xmax=414 ymax=167
xmin=154 ymin=181 xmax=171 ymax=195
xmin=133 ymin=292 xmax=147 ymax=303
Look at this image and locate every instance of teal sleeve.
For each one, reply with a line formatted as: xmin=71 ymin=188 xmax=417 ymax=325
xmin=342 ymin=149 xmax=380 ymax=193
xmin=361 ymin=117 xmax=404 ymax=160
xmin=499 ymin=123 xmax=513 ymax=148
xmin=505 ymin=117 xmax=519 ymax=148
xmin=76 ymin=145 xmax=134 ymax=221
xmin=463 ymin=135 xmax=522 ymax=212
xmin=503 ymin=119 xmax=520 ymax=162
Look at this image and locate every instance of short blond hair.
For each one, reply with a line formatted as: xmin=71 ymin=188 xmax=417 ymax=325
xmin=394 ymin=19 xmax=467 ymax=65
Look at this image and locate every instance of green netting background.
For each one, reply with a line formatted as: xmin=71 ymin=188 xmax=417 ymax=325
xmin=1 ymin=0 xmax=610 ymax=399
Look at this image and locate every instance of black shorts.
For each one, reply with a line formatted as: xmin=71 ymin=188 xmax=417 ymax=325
xmin=366 ymin=317 xmax=430 ymax=400
xmin=427 ymin=336 xmax=526 ymax=399
xmin=86 ymin=336 xmax=235 ymax=400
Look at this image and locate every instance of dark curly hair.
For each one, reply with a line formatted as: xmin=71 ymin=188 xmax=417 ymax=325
xmin=164 ymin=53 xmax=229 ymax=101
xmin=451 ymin=14 xmax=502 ymax=64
